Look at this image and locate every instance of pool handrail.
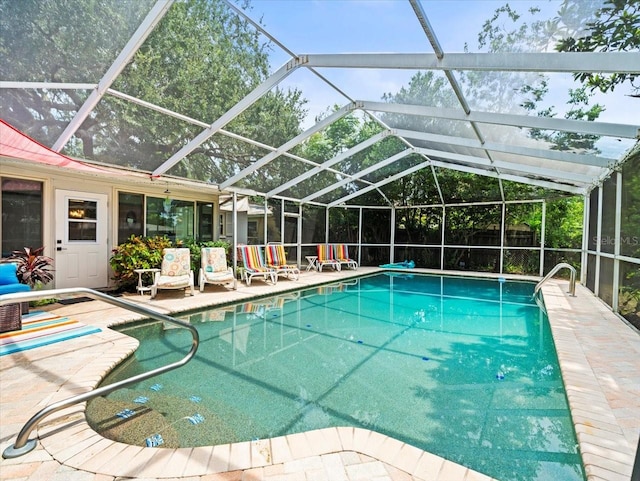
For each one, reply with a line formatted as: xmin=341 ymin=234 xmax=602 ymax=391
xmin=0 ymin=287 xmax=199 ymax=459
xmin=534 ymin=262 xmax=576 ymax=297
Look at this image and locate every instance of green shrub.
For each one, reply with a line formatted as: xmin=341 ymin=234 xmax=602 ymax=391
xmin=110 ymin=235 xmax=172 ymax=291
xmin=176 ymin=238 xmax=231 ymax=279
xmin=110 ymin=236 xmax=231 ymax=291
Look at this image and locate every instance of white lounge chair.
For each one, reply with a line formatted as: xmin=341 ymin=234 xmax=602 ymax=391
xmin=199 ymin=247 xmax=236 ymax=291
xmin=151 ymin=248 xmax=195 ymax=299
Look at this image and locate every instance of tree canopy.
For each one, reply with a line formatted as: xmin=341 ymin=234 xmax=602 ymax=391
xmin=0 ymin=0 xmax=306 ymax=180
xmin=556 ymin=0 xmax=640 ymax=97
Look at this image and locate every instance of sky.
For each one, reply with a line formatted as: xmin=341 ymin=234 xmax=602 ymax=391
xmin=231 ymin=0 xmax=637 ymax=158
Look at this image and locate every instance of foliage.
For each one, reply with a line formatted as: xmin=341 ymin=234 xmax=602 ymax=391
xmin=545 ymin=197 xmax=584 ymax=249
xmin=175 ymin=238 xmax=231 ymax=276
xmin=110 ymin=235 xmax=232 ymax=291
xmin=521 ymin=85 xmax=604 ymax=153
xmin=0 ymin=0 xmax=306 ymax=179
xmin=556 ymin=0 xmax=640 ymax=97
xmin=469 ymin=2 xmax=605 ymax=154
xmin=109 ymin=235 xmax=172 ymax=291
xmin=0 ymin=0 xmax=154 ymax=145
xmin=7 ymin=246 xmax=54 ymax=288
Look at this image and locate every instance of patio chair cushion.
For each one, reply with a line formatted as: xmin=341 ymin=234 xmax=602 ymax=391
xmin=161 ymin=248 xmax=191 ymax=276
xmin=0 ymin=264 xmax=30 ymax=295
xmin=202 ymin=247 xmax=228 ymax=275
xmin=156 ymin=274 xmax=192 ymax=288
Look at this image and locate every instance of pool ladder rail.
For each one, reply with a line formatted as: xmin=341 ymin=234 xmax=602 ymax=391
xmin=534 ymin=262 xmax=577 ymax=298
xmin=0 ymin=287 xmax=199 ymax=459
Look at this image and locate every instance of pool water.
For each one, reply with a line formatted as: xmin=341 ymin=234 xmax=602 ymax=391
xmin=92 ymin=273 xmax=585 ymax=481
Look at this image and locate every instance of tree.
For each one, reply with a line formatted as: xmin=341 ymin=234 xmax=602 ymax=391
xmin=556 ymin=0 xmax=640 ymax=97
xmin=0 ymin=0 xmax=152 ymax=145
xmin=0 ymin=0 xmax=307 ymax=181
xmin=466 ymin=1 xmax=606 ymax=154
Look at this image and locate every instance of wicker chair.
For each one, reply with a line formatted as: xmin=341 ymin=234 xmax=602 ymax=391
xmin=0 ymin=263 xmax=30 ymax=332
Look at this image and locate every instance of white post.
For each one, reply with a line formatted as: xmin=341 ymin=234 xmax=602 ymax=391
xmin=539 ymin=200 xmax=546 ymax=277
xmin=612 ymin=171 xmax=622 ymax=311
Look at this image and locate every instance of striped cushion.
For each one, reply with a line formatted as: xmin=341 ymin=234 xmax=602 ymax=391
xmin=240 ymin=245 xmax=269 ymax=272
xmin=317 ymin=244 xmax=335 ymax=261
xmin=266 ymin=244 xmax=287 ymax=267
xmin=335 ymin=244 xmax=350 ymax=260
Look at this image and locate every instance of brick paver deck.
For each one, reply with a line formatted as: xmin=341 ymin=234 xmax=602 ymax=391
xmin=1 ymin=267 xmax=638 ymax=481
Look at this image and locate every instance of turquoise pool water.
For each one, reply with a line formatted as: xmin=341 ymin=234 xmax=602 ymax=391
xmin=97 ymin=273 xmax=584 ymax=481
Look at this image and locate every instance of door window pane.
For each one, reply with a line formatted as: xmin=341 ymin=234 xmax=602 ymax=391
xmin=284 ymin=216 xmax=297 ymax=244
xmin=68 ymin=199 xmax=97 ymax=241
xmin=1 ymin=177 xmax=43 ymax=256
xmin=68 ymin=199 xmax=97 ymax=220
xmin=68 ymin=222 xmax=97 ymax=241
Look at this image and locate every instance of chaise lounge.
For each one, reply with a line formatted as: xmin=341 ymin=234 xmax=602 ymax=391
xmin=151 ymin=248 xmax=195 ymax=299
xmin=199 ymin=247 xmax=237 ymax=291
xmin=265 ymin=243 xmax=300 ymax=281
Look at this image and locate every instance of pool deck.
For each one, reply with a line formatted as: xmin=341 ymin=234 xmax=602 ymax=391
xmin=1 ymin=267 xmax=638 ymax=481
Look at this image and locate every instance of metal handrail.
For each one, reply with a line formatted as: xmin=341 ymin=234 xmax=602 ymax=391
xmin=534 ymin=262 xmax=577 ymax=297
xmin=1 ymin=288 xmax=199 ymax=459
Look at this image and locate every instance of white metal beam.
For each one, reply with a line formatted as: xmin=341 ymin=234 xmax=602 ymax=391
xmin=303 ymin=149 xmax=414 ymax=202
xmin=413 ymin=147 xmax=594 ymax=186
xmin=328 ymin=148 xmax=583 ymax=208
xmin=362 ymin=101 xmax=640 ymax=139
xmin=0 ymin=81 xmax=98 ymax=90
xmin=428 ymin=159 xmax=584 ymax=194
xmin=152 ymin=58 xmax=303 ymax=177
xmin=328 ymin=161 xmax=431 ymax=207
xmin=107 ymin=88 xmax=326 ymax=171
xmin=52 ymin=0 xmax=174 ymax=151
xmin=394 ymin=128 xmax=614 ymax=167
xmin=219 ymin=103 xmax=355 ymax=189
xmin=302 ymin=52 xmax=640 ymax=73
xmin=266 ymin=130 xmax=389 ymax=197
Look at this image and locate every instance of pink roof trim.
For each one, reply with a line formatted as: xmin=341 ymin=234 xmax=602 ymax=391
xmin=0 ymin=119 xmax=113 ymax=174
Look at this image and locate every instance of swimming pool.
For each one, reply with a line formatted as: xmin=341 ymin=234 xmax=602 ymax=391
xmin=89 ymin=273 xmax=585 ymax=481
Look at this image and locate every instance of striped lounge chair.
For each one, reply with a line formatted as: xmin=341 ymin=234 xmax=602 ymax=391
xmin=316 ymin=244 xmax=341 ymax=272
xmin=238 ymin=245 xmax=277 ymax=286
xmin=265 ymin=243 xmax=300 ymax=281
xmin=334 ymin=244 xmax=358 ymax=270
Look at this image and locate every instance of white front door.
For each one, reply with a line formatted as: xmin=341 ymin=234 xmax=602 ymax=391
xmin=55 ymin=190 xmax=108 ymax=289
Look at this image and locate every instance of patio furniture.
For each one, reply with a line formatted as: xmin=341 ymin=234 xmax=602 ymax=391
xmin=0 ymin=263 xmax=31 ymax=332
xmin=134 ymin=268 xmax=160 ymax=295
xmin=265 ymin=243 xmax=300 ymax=281
xmin=199 ymin=247 xmax=237 ymax=291
xmin=150 ymin=248 xmax=195 ymax=299
xmin=305 ymin=255 xmax=318 ymax=271
xmin=237 ymin=245 xmax=277 ymax=286
xmin=316 ymin=244 xmax=341 ymax=272
xmin=334 ymin=244 xmax=358 ymax=270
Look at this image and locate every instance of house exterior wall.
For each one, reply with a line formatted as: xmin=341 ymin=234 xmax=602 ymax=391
xmin=0 ymin=159 xmax=221 ymax=289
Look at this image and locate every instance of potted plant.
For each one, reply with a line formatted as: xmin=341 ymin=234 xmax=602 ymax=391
xmin=7 ymin=247 xmax=56 ymax=313
xmin=8 ymin=246 xmax=55 ymax=289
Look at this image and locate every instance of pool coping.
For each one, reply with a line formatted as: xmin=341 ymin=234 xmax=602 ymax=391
xmin=1 ymin=267 xmax=638 ymax=480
